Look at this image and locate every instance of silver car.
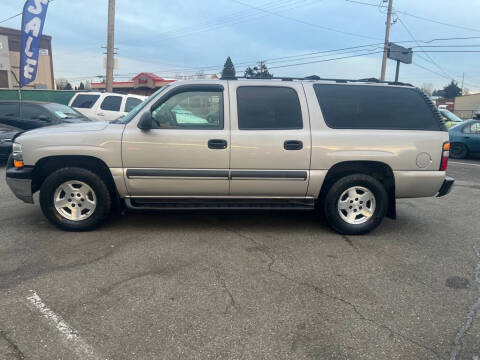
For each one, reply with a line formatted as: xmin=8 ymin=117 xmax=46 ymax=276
xmin=6 ymin=78 xmax=454 ymax=234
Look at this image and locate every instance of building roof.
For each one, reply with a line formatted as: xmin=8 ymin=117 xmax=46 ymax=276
xmin=91 ymin=73 xmax=175 ymax=88
xmin=132 ymin=72 xmax=166 ymax=81
xmin=0 ymin=26 xmax=52 ymax=40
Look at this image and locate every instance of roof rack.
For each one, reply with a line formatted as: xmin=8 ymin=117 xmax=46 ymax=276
xmin=221 ymin=75 xmax=412 ymax=86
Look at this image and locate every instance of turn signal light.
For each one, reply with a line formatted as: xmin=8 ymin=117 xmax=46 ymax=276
xmin=13 ymin=160 xmax=24 ymax=168
xmin=443 ymin=142 xmax=450 ymax=151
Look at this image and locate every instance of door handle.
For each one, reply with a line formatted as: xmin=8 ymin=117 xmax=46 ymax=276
xmin=97 ymin=113 xmax=105 ymax=116
xmin=464 ymin=136 xmax=470 ymax=139
xmin=284 ymin=140 xmax=303 ymax=150
xmin=208 ymin=139 xmax=228 ymax=149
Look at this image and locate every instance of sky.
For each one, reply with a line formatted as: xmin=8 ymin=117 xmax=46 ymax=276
xmin=1 ymin=0 xmax=480 ymax=91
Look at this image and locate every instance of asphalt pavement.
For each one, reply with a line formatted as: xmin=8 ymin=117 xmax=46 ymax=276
xmin=0 ymin=160 xmax=479 ymax=360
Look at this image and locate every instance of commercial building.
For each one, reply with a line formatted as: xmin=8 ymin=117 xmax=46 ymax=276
xmin=91 ymin=73 xmax=175 ymax=96
xmin=454 ymin=93 xmax=480 ymax=119
xmin=0 ymin=26 xmax=55 ymax=89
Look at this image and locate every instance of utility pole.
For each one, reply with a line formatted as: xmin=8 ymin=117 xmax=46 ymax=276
xmin=106 ymin=0 xmax=115 ymax=93
xmin=380 ymin=0 xmax=393 ymax=81
xmin=461 ymin=72 xmax=465 ymax=94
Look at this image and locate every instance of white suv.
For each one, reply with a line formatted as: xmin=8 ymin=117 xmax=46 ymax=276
xmin=68 ymin=92 xmax=146 ymax=121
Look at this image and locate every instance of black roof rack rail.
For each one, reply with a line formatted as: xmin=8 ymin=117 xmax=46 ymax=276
xmin=220 ymin=75 xmax=412 ymax=86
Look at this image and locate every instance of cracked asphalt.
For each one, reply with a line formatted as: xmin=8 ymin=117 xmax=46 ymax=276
xmin=1 ymin=160 xmax=480 ymax=360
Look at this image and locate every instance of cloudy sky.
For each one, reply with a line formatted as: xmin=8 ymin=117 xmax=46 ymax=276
xmin=1 ymin=0 xmax=480 ymax=91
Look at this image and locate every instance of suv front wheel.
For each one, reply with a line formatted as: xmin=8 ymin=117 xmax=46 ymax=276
xmin=40 ymin=167 xmax=111 ymax=231
xmin=323 ymin=174 xmax=388 ymax=235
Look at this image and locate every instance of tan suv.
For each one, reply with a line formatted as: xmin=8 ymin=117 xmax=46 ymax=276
xmin=5 ymin=78 xmax=454 ymax=234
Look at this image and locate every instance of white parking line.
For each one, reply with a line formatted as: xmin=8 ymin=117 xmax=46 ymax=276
xmin=26 ymin=291 xmax=101 ymax=360
xmin=450 ymin=161 xmax=480 ymax=167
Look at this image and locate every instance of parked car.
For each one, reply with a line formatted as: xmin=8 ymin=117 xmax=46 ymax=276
xmin=0 ymin=124 xmax=20 ymax=161
xmin=449 ymin=119 xmax=480 ymax=158
xmin=0 ymin=100 xmax=90 ymax=131
xmin=69 ymin=92 xmax=146 ymax=122
xmin=6 ymin=79 xmax=453 ymax=235
xmin=439 ymin=109 xmax=463 ymax=129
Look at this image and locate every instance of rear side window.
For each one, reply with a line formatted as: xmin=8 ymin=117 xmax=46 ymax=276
xmin=237 ymin=86 xmax=303 ymax=130
xmin=125 ymin=97 xmax=142 ymax=112
xmin=100 ymin=96 xmax=122 ymax=111
xmin=314 ymin=84 xmax=443 ymax=131
xmin=71 ymin=94 xmax=100 ymax=109
xmin=0 ymin=103 xmax=19 ymax=118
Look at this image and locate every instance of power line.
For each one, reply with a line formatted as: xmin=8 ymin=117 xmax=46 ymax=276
xmin=268 ymin=51 xmax=384 ymax=69
xmin=0 ymin=12 xmax=22 ymax=25
xmin=345 ymin=0 xmax=480 ymax=33
xmin=231 ymin=0 xmax=380 ymax=40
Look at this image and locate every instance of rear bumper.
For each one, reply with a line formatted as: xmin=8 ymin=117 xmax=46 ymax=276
xmin=437 ymin=176 xmax=455 ymax=197
xmin=6 ymin=166 xmax=34 ymax=204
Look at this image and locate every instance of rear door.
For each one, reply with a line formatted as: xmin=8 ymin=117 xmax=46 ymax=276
xmin=97 ymin=95 xmax=123 ymax=121
xmin=228 ymin=82 xmax=311 ymax=197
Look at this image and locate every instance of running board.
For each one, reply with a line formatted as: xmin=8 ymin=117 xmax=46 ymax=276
xmin=125 ymin=198 xmax=315 ymax=211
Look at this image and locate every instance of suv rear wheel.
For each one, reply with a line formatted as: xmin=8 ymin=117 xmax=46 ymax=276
xmin=40 ymin=167 xmax=111 ymax=231
xmin=323 ymin=174 xmax=388 ymax=235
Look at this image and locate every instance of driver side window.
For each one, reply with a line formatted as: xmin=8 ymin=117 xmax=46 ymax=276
xmin=151 ymin=91 xmax=223 ymax=129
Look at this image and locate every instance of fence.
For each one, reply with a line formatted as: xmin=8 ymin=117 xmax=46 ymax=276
xmin=0 ymin=89 xmax=79 ymax=105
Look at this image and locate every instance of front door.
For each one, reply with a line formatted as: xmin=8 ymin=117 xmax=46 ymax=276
xmin=122 ymin=83 xmax=229 ymax=197
xmin=464 ymin=121 xmax=480 ymax=152
xmin=228 ymin=82 xmax=311 ymax=197
xmin=97 ymin=95 xmax=123 ymax=121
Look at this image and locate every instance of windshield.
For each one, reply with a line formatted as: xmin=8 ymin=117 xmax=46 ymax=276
xmin=113 ymin=86 xmax=170 ymax=124
xmin=43 ymin=103 xmax=86 ymax=120
xmin=439 ymin=109 xmax=462 ymax=122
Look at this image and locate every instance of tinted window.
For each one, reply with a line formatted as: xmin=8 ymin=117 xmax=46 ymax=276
xmin=237 ymin=86 xmax=303 ymax=130
xmin=20 ymin=104 xmax=50 ymax=120
xmin=314 ymin=84 xmax=442 ymax=131
xmin=100 ymin=96 xmax=122 ymax=111
xmin=0 ymin=103 xmax=19 ymax=119
xmin=125 ymin=97 xmax=143 ymax=112
xmin=151 ymin=91 xmax=223 ymax=129
xmin=71 ymin=94 xmax=100 ymax=109
xmin=464 ymin=122 xmax=480 ymax=134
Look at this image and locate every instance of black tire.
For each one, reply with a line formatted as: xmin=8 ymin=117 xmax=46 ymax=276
xmin=323 ymin=174 xmax=388 ymax=235
xmin=450 ymin=143 xmax=468 ymax=159
xmin=40 ymin=167 xmax=111 ymax=231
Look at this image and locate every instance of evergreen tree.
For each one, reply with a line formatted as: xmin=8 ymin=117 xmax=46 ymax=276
xmin=221 ymin=57 xmax=236 ymax=78
xmin=442 ymin=80 xmax=462 ymax=99
xmin=244 ymin=61 xmax=273 ymax=79
xmin=79 ymin=82 xmax=85 ymax=90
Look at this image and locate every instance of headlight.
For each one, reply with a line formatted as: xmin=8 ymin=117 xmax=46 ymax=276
xmin=12 ymin=143 xmax=24 ymax=168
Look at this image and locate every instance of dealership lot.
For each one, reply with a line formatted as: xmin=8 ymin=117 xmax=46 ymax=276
xmin=0 ymin=161 xmax=479 ymax=360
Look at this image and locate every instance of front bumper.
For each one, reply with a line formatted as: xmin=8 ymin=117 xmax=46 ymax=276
xmin=437 ymin=176 xmax=455 ymax=197
xmin=6 ymin=166 xmax=34 ymax=204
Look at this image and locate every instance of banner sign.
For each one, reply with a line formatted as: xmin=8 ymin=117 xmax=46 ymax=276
xmin=20 ymin=0 xmax=50 ymax=87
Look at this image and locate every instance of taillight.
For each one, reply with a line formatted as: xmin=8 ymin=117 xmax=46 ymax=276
xmin=440 ymin=142 xmax=449 ymax=171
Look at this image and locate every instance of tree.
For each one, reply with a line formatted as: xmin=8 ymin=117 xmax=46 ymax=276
xmin=79 ymin=82 xmax=85 ymax=90
xmin=244 ymin=61 xmax=273 ymax=79
xmin=221 ymin=56 xmax=236 ymax=78
xmin=442 ymin=80 xmax=462 ymax=99
xmin=65 ymin=82 xmax=73 ymax=90
xmin=432 ymin=89 xmax=444 ymax=97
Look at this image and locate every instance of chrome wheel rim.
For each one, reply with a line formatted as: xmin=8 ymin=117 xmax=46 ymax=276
xmin=53 ymin=180 xmax=97 ymax=221
xmin=337 ymin=186 xmax=376 ymax=225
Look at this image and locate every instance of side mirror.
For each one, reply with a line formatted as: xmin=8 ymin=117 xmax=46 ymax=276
xmin=137 ymin=111 xmax=153 ymax=130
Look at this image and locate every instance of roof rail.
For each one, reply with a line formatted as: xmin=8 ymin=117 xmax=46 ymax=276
xmin=220 ymin=74 xmax=412 ymax=86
